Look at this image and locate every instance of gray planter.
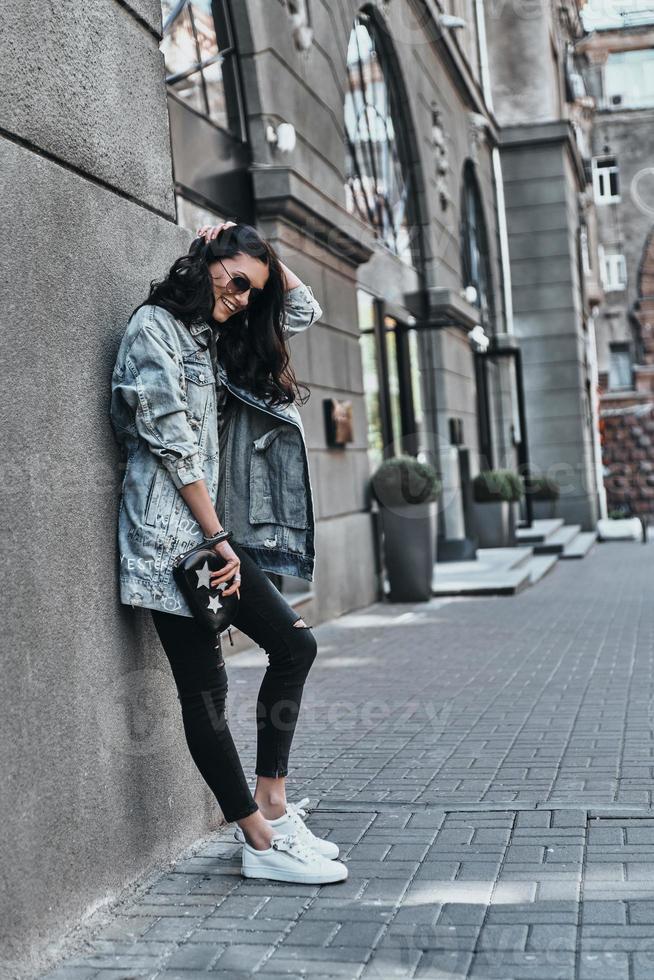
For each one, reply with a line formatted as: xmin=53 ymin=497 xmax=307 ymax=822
xmin=531 ymin=498 xmax=558 ymax=520
xmin=472 ymin=500 xmax=511 ymax=548
xmin=508 ymin=501 xmax=521 ymax=545
xmin=379 ymin=500 xmax=438 ymax=602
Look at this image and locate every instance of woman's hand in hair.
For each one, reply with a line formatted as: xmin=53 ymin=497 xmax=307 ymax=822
xmin=196 ymin=221 xmax=237 ymax=242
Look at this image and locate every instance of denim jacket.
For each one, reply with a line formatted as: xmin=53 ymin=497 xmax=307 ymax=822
xmin=110 ymin=282 xmax=322 ymax=617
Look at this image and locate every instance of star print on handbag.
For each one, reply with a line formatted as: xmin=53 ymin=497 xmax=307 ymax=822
xmin=172 ymin=530 xmax=240 ymax=641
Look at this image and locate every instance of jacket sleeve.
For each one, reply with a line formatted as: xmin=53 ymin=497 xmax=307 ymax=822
xmin=281 ymin=282 xmax=323 ymax=342
xmin=115 ymin=307 xmax=205 ymax=489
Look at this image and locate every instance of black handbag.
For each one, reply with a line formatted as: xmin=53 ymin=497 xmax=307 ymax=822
xmin=172 ymin=529 xmax=240 ymax=645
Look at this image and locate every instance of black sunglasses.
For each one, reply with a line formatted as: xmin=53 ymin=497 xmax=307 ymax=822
xmin=217 ymin=257 xmax=251 ymax=295
xmin=210 ymin=256 xmax=263 ymax=307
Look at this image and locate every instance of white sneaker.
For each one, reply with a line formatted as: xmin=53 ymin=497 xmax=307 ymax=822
xmin=241 ymin=833 xmax=348 ymax=884
xmin=234 ymin=797 xmax=340 ymax=859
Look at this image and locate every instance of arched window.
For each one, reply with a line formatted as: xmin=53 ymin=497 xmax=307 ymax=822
xmin=161 ymin=0 xmax=245 ymax=138
xmin=460 ymin=161 xmax=494 ymax=330
xmin=344 ymin=12 xmax=415 ymax=266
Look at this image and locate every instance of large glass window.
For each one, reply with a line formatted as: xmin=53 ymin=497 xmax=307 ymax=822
xmin=604 ymin=49 xmax=654 ymax=109
xmin=161 ymin=0 xmax=244 ymax=136
xmin=460 ymin=161 xmax=495 ymax=331
xmin=383 ymin=316 xmax=404 ymax=451
xmin=344 ymin=14 xmax=415 ymax=266
xmin=358 ymin=290 xmax=385 ymax=474
xmin=357 ymin=290 xmax=428 ymax=472
xmin=609 ymin=343 xmax=633 ymax=390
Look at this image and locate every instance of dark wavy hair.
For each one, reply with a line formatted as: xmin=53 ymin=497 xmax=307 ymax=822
xmin=130 ymin=223 xmax=309 ymax=407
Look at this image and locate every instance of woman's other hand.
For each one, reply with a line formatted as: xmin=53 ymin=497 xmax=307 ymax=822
xmin=197 ymin=221 xmax=237 ymax=242
xmin=211 ymin=539 xmax=241 ymax=599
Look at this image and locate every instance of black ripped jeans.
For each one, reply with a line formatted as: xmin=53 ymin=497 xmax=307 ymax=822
xmin=150 ymin=540 xmax=317 ymax=823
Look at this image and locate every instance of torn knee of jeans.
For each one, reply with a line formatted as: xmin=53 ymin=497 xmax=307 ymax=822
xmin=293 ymin=617 xmax=309 ymax=628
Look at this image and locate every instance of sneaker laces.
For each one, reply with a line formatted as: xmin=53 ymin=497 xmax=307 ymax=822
xmin=286 ymin=797 xmax=311 ymax=820
xmin=284 ymin=800 xmax=320 ymax=845
xmin=271 ymin=832 xmax=316 ymax=863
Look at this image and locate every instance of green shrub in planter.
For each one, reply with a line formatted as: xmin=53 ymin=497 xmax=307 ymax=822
xmin=528 ymin=476 xmax=560 ymax=500
xmin=473 ymin=470 xmax=524 ymax=503
xmin=472 ymin=470 xmax=523 ymax=548
xmin=527 ymin=475 xmax=560 ymax=520
xmin=370 ymin=455 xmax=441 ymax=509
xmin=369 ymin=456 xmax=441 ymax=602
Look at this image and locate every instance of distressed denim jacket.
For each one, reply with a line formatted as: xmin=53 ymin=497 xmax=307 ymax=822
xmin=110 ymin=282 xmax=322 ymax=617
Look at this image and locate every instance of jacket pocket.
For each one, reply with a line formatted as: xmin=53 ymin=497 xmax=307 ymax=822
xmin=144 ymin=465 xmax=166 ymax=527
xmin=249 ymin=424 xmax=309 ymax=530
xmin=182 ymin=356 xmax=214 ymax=387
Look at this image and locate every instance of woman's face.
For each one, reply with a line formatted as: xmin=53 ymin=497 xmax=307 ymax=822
xmin=207 ymin=251 xmax=270 ymax=323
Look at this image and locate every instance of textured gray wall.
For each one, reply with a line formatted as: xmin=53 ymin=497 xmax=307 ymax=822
xmin=501 ymin=131 xmax=599 ymax=528
xmin=0 ymin=2 xmax=233 ymax=976
xmin=484 ymin=0 xmax=561 ymax=126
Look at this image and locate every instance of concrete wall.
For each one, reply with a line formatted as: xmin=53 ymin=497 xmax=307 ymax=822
xmin=484 ymin=0 xmax=562 ymax=127
xmin=0 ymin=2 xmax=243 ymax=976
xmin=500 ymin=127 xmax=599 ymax=528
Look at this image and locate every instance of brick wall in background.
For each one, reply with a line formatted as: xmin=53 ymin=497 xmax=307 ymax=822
xmin=600 ymin=399 xmax=654 ymax=517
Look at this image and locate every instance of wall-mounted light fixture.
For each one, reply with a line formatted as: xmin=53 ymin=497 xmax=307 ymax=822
xmin=467 ymin=324 xmax=490 ymax=353
xmin=462 ymin=285 xmax=478 ymax=306
xmin=287 ymin=0 xmax=313 ymax=51
xmin=265 ymin=121 xmax=297 ymax=153
xmin=439 ymin=13 xmax=467 ymax=29
xmin=323 ymin=398 xmax=354 ymax=447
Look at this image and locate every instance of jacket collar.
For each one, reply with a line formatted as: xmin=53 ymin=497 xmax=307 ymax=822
xmin=188 ymin=318 xmax=213 ymax=348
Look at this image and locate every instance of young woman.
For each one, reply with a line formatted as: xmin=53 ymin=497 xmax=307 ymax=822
xmin=110 ymin=221 xmax=347 ymax=885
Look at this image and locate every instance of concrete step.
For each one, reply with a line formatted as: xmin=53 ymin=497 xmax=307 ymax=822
xmin=524 ymin=553 xmax=559 ymax=584
xmin=533 ymin=524 xmax=582 ymax=555
xmin=475 ymin=546 xmax=535 ymax=570
xmin=560 ymin=530 xmax=598 ymax=559
xmin=432 ymin=547 xmax=533 ymax=597
xmin=516 ymin=518 xmax=564 ymax=544
xmin=432 ymin=567 xmax=531 ymax=597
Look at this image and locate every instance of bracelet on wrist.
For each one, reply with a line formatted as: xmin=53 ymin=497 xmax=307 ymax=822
xmin=202 ymin=529 xmax=232 ymax=546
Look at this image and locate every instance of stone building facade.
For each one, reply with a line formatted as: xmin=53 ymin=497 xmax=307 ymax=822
xmin=485 ymin=0 xmax=605 ymax=529
xmin=579 ymin=19 xmax=654 ymax=518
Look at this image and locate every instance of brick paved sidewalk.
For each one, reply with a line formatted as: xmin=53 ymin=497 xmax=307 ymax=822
xmin=41 ymin=540 xmax=654 ymax=979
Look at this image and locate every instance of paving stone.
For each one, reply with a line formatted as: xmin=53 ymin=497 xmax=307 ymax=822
xmin=527 ymin=924 xmax=578 ymax=951
xmin=139 ymin=915 xmax=204 ymax=941
xmin=467 ymin=950 xmax=576 ymax=978
xmin=477 ymin=924 xmax=529 ymax=950
xmin=213 ymin=942 xmax=276 ymax=970
xmin=164 ymin=941 xmax=225 ymax=970
xmin=281 ymin=919 xmax=339 ymax=946
xmin=578 ymin=950 xmax=630 ymax=979
xmin=581 ymin=900 xmax=627 ymax=924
